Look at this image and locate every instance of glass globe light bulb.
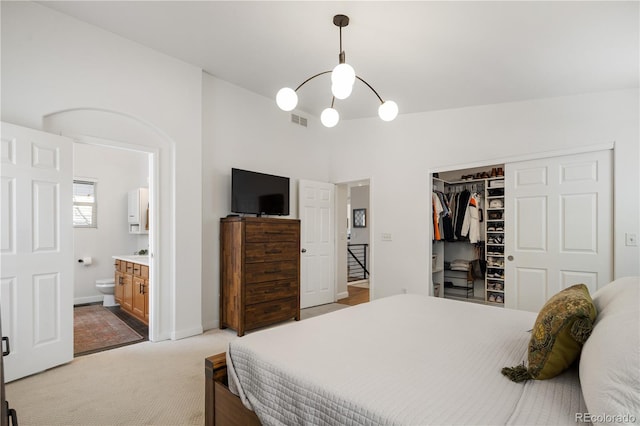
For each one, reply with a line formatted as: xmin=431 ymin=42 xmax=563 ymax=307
xmin=331 ymin=82 xmax=353 ymax=100
xmin=378 ymin=100 xmax=398 ymax=122
xmin=276 ymin=87 xmax=298 ymax=111
xmin=331 ymin=63 xmax=356 ymax=87
xmin=320 ymin=107 xmax=339 ymax=128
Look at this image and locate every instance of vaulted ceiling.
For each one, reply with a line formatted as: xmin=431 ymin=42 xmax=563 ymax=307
xmin=40 ymin=1 xmax=639 ymax=120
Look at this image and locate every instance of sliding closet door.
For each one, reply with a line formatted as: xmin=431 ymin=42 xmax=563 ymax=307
xmin=504 ymin=150 xmax=612 ymax=312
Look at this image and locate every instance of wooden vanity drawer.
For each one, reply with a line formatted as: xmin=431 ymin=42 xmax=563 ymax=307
xmin=244 ymin=297 xmax=297 ymax=330
xmin=245 ymin=279 xmax=298 ymax=305
xmin=245 ymin=242 xmax=298 ymax=263
xmin=245 ymin=222 xmax=299 ymax=243
xmin=140 ymin=265 xmax=149 ymax=279
xmin=125 ymin=262 xmax=134 ymax=274
xmin=116 ymin=260 xmax=128 ymax=273
xmin=245 ymin=260 xmax=297 ymax=284
xmin=133 ymin=263 xmax=141 ymax=276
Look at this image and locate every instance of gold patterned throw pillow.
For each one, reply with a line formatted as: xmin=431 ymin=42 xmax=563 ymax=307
xmin=502 ymin=283 xmax=597 ymax=382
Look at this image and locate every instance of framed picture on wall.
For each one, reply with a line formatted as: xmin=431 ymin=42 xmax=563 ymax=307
xmin=353 ymin=208 xmax=366 ymax=228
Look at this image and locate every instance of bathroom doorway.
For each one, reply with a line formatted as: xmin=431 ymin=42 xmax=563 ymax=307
xmin=72 ymin=142 xmax=154 ymax=356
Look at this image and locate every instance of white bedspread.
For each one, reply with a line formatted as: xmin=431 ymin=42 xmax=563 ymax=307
xmin=227 ymin=294 xmax=588 ymax=425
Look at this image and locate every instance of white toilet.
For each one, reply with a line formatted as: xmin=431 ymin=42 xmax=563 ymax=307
xmin=96 ymin=278 xmax=118 ymax=307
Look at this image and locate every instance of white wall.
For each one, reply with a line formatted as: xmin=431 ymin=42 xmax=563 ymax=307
xmin=73 ymin=143 xmax=149 ymax=305
xmin=1 ymin=2 xmax=203 ymax=340
xmin=329 ymin=89 xmax=640 ymax=299
xmin=349 ymin=185 xmax=370 ymax=246
xmin=335 ymin=184 xmax=349 ymax=299
xmin=201 ymin=74 xmax=332 ymax=330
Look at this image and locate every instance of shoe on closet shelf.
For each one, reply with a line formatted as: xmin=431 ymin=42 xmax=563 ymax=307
xmin=496 ymin=295 xmax=504 ymax=303
xmin=495 ymin=283 xmax=503 ymax=291
xmin=489 ymin=294 xmax=496 ymax=302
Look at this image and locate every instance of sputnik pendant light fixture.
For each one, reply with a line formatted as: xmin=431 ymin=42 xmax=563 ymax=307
xmin=276 ymin=14 xmax=398 ymax=127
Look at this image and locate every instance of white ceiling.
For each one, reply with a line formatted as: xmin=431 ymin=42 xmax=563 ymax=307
xmin=39 ymin=1 xmax=639 ymax=120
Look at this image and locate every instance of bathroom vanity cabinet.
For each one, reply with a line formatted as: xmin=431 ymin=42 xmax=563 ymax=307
xmin=114 ymin=257 xmax=149 ymax=324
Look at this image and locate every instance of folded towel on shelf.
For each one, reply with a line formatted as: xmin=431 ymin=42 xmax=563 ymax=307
xmin=449 ymin=259 xmax=471 ymax=271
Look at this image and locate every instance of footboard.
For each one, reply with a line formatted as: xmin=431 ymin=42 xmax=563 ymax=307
xmin=205 ymin=352 xmax=261 ymax=426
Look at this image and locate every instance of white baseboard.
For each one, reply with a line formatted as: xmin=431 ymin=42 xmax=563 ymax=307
xmin=74 ymin=295 xmax=103 ymax=305
xmin=336 ymin=291 xmax=348 ymax=300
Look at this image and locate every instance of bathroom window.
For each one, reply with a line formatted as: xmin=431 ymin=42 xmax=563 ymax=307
xmin=73 ymin=179 xmax=97 ymax=228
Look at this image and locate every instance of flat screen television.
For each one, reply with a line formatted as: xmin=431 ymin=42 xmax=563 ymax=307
xmin=231 ymin=168 xmax=290 ymax=216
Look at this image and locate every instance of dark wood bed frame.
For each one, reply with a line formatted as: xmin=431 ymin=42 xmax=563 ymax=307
xmin=205 ymin=352 xmax=261 ymax=426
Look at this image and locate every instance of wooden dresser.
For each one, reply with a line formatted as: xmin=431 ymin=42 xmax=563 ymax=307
xmin=220 ymin=217 xmax=300 ymax=336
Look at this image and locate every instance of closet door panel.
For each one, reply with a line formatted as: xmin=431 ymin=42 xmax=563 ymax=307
xmin=514 ymin=196 xmax=547 ymax=251
xmin=515 ymin=268 xmax=548 ymax=312
xmin=505 ymin=150 xmax=612 ymax=312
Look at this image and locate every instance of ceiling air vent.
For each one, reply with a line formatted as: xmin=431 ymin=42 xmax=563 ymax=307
xmin=291 ymin=113 xmax=308 ymax=128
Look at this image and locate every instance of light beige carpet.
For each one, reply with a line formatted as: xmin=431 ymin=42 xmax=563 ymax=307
xmin=5 ymin=303 xmax=349 ymax=426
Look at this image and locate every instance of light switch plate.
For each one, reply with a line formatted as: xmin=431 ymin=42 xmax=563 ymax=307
xmin=381 ymin=233 xmax=392 ymax=241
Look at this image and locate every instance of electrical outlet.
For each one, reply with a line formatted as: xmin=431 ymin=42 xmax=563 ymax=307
xmin=626 ymin=233 xmax=637 ymax=246
xmin=381 ymin=233 xmax=392 ymax=241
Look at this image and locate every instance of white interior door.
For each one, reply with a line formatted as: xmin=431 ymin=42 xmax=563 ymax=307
xmin=504 ymin=150 xmax=612 ymax=312
xmin=1 ymin=122 xmax=74 ymax=382
xmin=299 ymin=179 xmax=335 ymax=308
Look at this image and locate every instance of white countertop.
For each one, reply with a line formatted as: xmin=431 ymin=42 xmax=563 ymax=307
xmin=112 ymin=255 xmax=149 ymax=266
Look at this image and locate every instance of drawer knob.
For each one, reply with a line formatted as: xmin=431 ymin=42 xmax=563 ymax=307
xmin=301 ymin=248 xmax=307 ymax=253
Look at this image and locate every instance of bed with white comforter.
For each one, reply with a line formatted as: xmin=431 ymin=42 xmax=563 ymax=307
xmin=227 ymin=293 xmax=595 ymax=425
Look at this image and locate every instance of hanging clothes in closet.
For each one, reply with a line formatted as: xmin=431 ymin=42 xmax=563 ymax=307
xmin=432 ymin=190 xmax=453 ymax=241
xmin=461 ymin=192 xmax=482 ymax=244
xmin=453 ymin=189 xmax=471 ymax=240
xmin=444 ymin=188 xmax=483 ymax=243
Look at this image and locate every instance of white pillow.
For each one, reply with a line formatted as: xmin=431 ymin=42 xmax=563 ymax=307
xmin=579 ymin=277 xmax=640 ymax=425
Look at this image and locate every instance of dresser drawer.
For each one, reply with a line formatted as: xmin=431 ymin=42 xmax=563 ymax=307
xmin=244 ymin=297 xmax=298 ymax=330
xmin=245 ymin=260 xmax=297 ymax=283
xmin=245 ymin=222 xmax=299 ymax=242
xmin=245 ymin=279 xmax=298 ymax=305
xmin=245 ymin=242 xmax=298 ymax=263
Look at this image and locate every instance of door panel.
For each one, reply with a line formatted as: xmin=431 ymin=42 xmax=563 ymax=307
xmin=505 ymin=150 xmax=612 ymax=312
xmin=516 ymin=268 xmax=548 ymax=312
xmin=299 ymin=180 xmax=335 ymax=308
xmin=560 ymin=194 xmax=596 ymax=252
xmin=0 ymin=122 xmax=73 ymax=382
xmin=514 ymin=196 xmax=547 ymax=251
